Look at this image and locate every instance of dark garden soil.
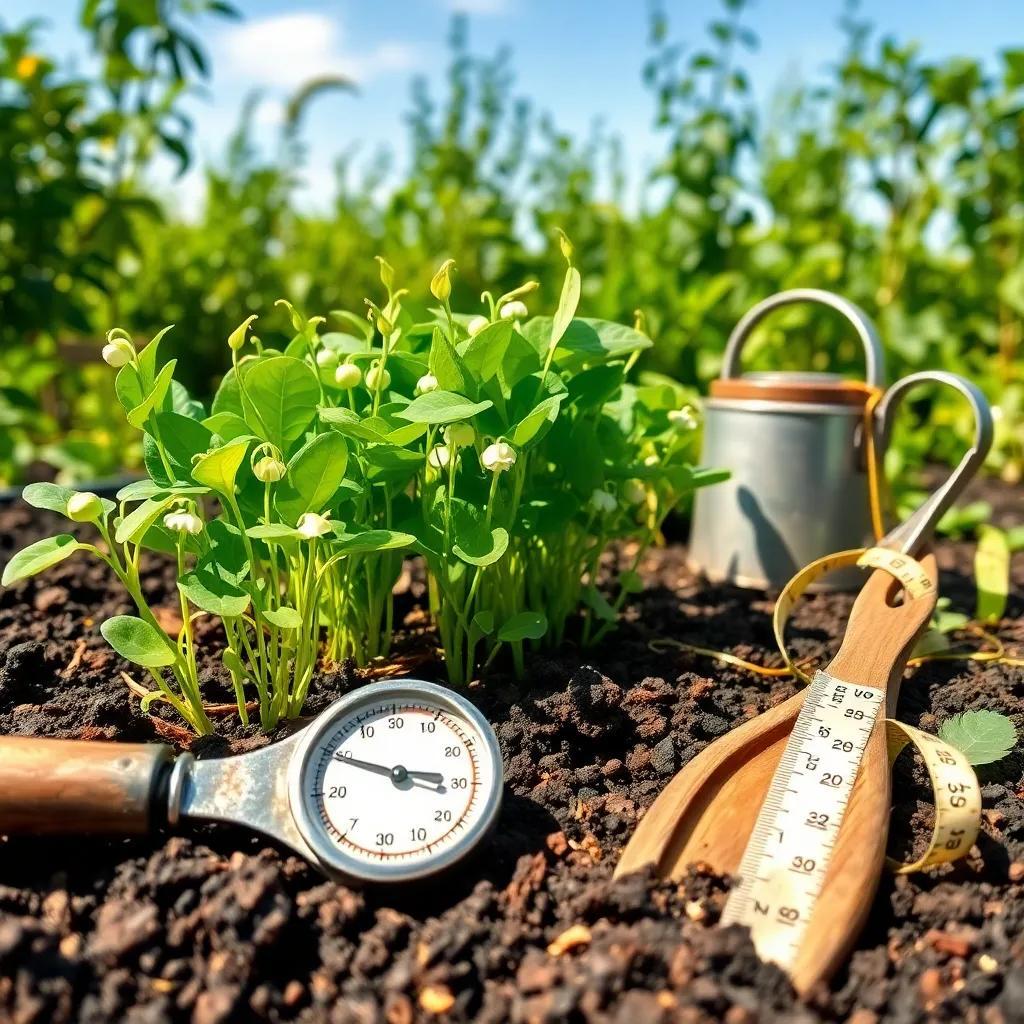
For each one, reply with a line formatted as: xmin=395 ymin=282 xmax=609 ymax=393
xmin=1 ymin=482 xmax=1023 ymax=1024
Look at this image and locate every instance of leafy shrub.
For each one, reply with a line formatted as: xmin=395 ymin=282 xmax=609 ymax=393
xmin=2 ymin=240 xmax=723 ymax=730
xmin=4 ymin=2 xmax=1023 ymax=492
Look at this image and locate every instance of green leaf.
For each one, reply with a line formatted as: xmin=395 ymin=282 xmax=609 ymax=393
xmin=127 ymin=359 xmax=177 ymax=429
xmin=460 ymin=320 xmax=513 ymax=382
xmin=453 ymin=523 xmax=508 ymax=567
xmin=22 ymin=482 xmax=77 ymax=515
xmin=113 ymin=326 xmax=172 ymax=413
xmin=567 ymin=364 xmax=626 ymax=409
xmin=510 ymin=395 xmax=563 ymax=447
xmin=499 ymin=330 xmax=543 ymax=391
xmin=975 ymin=525 xmax=1010 ymax=623
xmin=242 ymin=356 xmax=320 ymax=448
xmin=912 ymin=628 xmax=951 ymax=659
xmin=582 ymin=585 xmax=617 ymax=622
xmin=1006 ymin=525 xmax=1024 ymax=553
xmin=168 ymin=380 xmax=206 ymax=421
xmin=331 ymin=529 xmax=414 ymax=557
xmin=397 ymin=390 xmax=492 ymax=425
xmin=192 ymin=439 xmax=251 ymax=498
xmin=471 ymin=610 xmax=495 ymax=638
xmin=384 ymin=421 xmax=427 ymax=446
xmin=362 ymin=444 xmax=423 ymax=483
xmin=210 ymin=363 xmax=250 ymax=419
xmin=203 ymin=411 xmax=252 ymax=443
xmin=114 ymin=495 xmax=179 ymax=545
xmin=522 ymin=317 xmax=652 ymax=372
xmin=938 ymin=710 xmax=1018 ymax=766
xmin=101 ymin=615 xmax=177 ymax=669
xmin=551 ymin=265 xmax=582 ymax=350
xmin=263 ymin=606 xmax=303 ymax=630
xmin=319 ymin=406 xmax=390 ymax=443
xmin=429 ymin=326 xmax=472 ymax=394
xmin=275 ymin=432 xmax=349 ymax=526
xmin=497 ymin=611 xmax=548 ymax=642
xmin=116 ymin=479 xmax=170 ymax=502
xmin=178 ymin=565 xmax=251 ymax=618
xmin=144 ymin=411 xmax=213 ymax=485
xmin=247 ymin=523 xmax=302 ymax=543
xmin=2 ymin=535 xmax=87 ymax=586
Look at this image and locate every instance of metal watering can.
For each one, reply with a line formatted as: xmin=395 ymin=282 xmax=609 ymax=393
xmin=688 ymin=288 xmax=993 ymax=590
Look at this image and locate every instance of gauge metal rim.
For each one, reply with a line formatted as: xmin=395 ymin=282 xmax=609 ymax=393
xmin=287 ymin=678 xmax=504 ymax=883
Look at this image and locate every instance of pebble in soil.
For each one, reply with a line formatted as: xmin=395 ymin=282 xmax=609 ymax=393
xmin=0 ymin=501 xmax=1022 ymax=1022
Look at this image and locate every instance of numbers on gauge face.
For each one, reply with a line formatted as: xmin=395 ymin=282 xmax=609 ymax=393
xmin=306 ymin=700 xmax=493 ymax=866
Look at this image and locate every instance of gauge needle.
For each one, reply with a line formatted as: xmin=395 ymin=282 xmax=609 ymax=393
xmin=334 ymin=753 xmax=444 ymax=787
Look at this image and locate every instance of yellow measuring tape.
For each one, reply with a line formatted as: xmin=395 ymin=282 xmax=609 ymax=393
xmin=656 ymin=544 xmax=983 ymax=873
xmin=774 ymin=544 xmax=980 ymax=873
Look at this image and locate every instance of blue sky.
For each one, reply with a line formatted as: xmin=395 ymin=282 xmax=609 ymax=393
xmin=5 ymin=1 xmax=1022 ymax=214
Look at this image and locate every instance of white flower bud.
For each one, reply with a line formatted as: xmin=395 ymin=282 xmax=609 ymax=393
xmin=334 ymin=362 xmax=362 ymax=389
xmin=101 ymin=338 xmax=134 ymax=367
xmin=316 ymin=347 xmax=339 ymax=371
xmin=254 ymin=456 xmax=287 ymax=483
xmin=481 ymin=441 xmax=516 ymax=473
xmin=590 ymin=488 xmax=617 ymax=514
xmin=297 ymin=512 xmax=332 ymax=539
xmin=467 ymin=315 xmax=489 ymax=336
xmin=416 ymin=373 xmax=439 ymax=395
xmin=366 ymin=363 xmax=391 ymax=391
xmin=444 ymin=423 xmax=475 ymax=449
xmin=668 ymin=405 xmax=699 ymax=430
xmin=499 ymin=300 xmax=528 ymax=320
xmin=164 ymin=510 xmax=204 ymax=535
xmin=427 ymin=445 xmax=452 ymax=470
xmin=66 ymin=491 xmax=103 ymax=523
xmin=643 ymin=454 xmax=659 ymax=468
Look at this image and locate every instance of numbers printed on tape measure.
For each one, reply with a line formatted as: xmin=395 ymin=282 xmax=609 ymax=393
xmin=883 ymin=721 xmax=981 ymax=873
xmin=855 ymin=548 xmax=934 ymax=600
xmin=721 ymin=670 xmax=885 ymax=970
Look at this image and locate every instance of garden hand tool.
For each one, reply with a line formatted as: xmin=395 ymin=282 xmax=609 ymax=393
xmin=0 ymin=680 xmax=503 ymax=885
xmin=618 ymin=372 xmax=993 ymax=994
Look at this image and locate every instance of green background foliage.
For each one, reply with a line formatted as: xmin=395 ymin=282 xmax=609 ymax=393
xmin=1 ymin=0 xmax=1022 ymax=490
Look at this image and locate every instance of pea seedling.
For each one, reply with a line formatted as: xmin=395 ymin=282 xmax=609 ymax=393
xmin=3 ymin=234 xmax=724 ymax=730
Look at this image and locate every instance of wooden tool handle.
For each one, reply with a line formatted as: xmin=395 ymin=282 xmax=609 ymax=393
xmin=615 ymin=555 xmax=939 ymax=995
xmin=828 ymin=554 xmax=939 ymax=711
xmin=0 ymin=737 xmax=174 ymax=835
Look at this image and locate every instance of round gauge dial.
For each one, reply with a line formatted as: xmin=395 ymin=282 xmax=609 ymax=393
xmin=288 ymin=680 xmax=503 ymax=883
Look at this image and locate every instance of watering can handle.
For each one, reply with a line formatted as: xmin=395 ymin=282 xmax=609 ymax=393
xmin=872 ymin=370 xmax=994 ymax=555
xmin=721 ymin=288 xmax=885 ymax=388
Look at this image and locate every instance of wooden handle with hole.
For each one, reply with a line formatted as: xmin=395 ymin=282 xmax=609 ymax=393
xmin=615 ymin=556 xmax=939 ymax=994
xmin=0 ymin=737 xmax=174 ymax=835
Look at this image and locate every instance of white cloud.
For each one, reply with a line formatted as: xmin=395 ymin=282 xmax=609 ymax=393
xmin=220 ymin=12 xmax=417 ymax=91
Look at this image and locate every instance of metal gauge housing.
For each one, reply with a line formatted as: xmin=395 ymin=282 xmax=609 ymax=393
xmin=287 ymin=679 xmax=504 ymax=883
